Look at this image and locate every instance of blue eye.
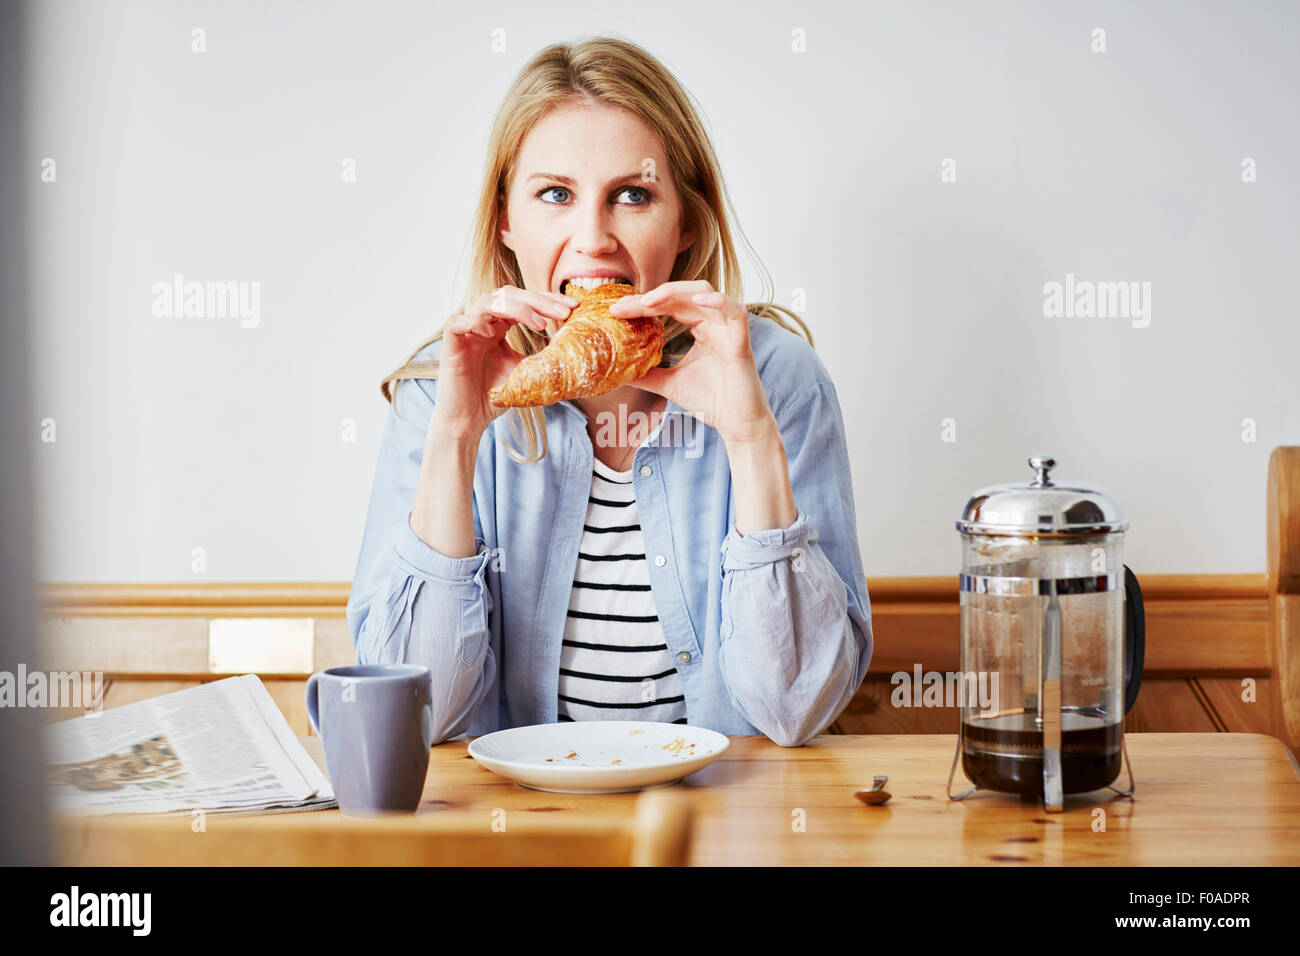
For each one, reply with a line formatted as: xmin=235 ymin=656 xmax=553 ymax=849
xmin=537 ymin=186 xmax=570 ymax=203
xmin=619 ymin=186 xmax=651 ymax=205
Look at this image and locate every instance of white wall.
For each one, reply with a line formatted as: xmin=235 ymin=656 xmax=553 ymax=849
xmin=25 ymin=0 xmax=1299 ymax=581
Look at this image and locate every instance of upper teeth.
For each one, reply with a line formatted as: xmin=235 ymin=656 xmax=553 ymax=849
xmin=565 ymin=276 xmax=627 ymax=290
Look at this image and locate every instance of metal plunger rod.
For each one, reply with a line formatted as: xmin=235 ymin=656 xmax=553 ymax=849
xmin=1041 ymin=584 xmax=1064 ymax=812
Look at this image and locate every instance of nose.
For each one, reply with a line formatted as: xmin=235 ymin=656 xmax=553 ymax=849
xmin=571 ymin=198 xmax=619 ymax=257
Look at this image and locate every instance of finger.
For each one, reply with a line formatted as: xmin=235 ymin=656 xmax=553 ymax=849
xmin=541 ymin=290 xmax=580 ymax=307
xmin=640 ymin=280 xmax=714 ymax=304
xmin=472 ymin=288 xmax=548 ymax=326
xmin=445 ymin=316 xmax=494 ymax=343
xmin=469 ymin=291 xmax=550 ymax=332
xmin=610 ymin=282 xmax=719 ymax=314
xmin=691 ymin=291 xmax=748 ymax=323
xmin=515 ymin=288 xmax=578 ymax=316
xmin=610 ymin=281 xmax=710 ymax=313
xmin=470 ymin=315 xmax=509 ymax=338
xmin=465 ymin=311 xmax=527 ymax=340
xmin=481 ymin=286 xmax=576 ymax=319
xmin=609 ymin=293 xmax=717 ymax=327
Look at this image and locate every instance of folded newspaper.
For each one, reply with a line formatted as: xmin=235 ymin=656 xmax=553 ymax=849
xmin=45 ymin=674 xmax=336 ymax=816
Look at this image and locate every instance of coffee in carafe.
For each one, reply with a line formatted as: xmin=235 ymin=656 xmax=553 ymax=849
xmin=961 ymin=708 xmax=1122 ymax=796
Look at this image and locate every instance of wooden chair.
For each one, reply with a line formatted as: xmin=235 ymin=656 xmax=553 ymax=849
xmin=1268 ymin=446 xmax=1300 ymax=758
xmin=53 ymin=786 xmax=694 ymax=866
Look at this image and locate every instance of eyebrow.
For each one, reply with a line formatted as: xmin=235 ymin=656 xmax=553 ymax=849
xmin=526 ymin=171 xmax=651 ymax=188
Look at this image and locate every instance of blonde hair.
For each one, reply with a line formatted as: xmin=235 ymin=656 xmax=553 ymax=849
xmin=381 ymin=34 xmax=813 ymax=463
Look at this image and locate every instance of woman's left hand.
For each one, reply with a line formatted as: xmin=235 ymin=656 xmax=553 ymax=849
xmin=609 ymin=281 xmax=776 ymax=445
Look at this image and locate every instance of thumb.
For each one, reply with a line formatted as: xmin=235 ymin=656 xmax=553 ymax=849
xmin=631 ymin=365 xmax=673 ymax=399
xmin=485 ymin=340 xmax=527 ymax=393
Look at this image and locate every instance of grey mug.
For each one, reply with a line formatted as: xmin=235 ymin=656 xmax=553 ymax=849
xmin=305 ymin=664 xmax=434 ymax=816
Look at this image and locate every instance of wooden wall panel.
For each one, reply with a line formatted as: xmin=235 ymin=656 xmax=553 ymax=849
xmin=1195 ymin=677 xmax=1275 ymax=735
xmin=265 ymin=679 xmax=311 ymax=736
xmin=315 ymin=618 xmax=358 ymax=670
xmin=1122 ymin=680 xmax=1221 ymax=733
xmin=832 ymin=678 xmax=959 ymax=735
xmin=41 ymin=617 xmax=210 ymax=674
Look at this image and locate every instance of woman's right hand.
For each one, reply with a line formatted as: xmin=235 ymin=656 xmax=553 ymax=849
xmin=427 ymin=285 xmax=577 ymax=441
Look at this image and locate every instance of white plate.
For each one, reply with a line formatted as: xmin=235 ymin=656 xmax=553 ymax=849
xmin=467 ymin=721 xmax=730 ymax=793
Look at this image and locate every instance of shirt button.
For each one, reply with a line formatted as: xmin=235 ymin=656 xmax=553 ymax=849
xmin=654 ymin=554 xmax=666 ymax=567
xmin=677 ymin=651 xmax=691 ymax=663
xmin=640 ymin=465 xmax=652 ymax=476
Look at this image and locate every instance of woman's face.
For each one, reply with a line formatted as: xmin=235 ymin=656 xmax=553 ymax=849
xmin=500 ymin=98 xmax=695 ymax=335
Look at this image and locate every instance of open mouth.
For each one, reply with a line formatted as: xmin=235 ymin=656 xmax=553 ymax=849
xmin=559 ymin=276 xmax=633 ymax=295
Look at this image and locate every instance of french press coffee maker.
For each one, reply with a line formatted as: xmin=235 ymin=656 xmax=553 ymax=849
xmin=947 ymin=456 xmax=1145 ymax=811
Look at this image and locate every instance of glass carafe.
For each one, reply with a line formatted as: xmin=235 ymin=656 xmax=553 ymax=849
xmin=948 ymin=457 xmax=1145 ymax=811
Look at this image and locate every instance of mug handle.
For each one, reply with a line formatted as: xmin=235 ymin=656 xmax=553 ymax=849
xmin=1122 ymin=565 xmax=1146 ymax=715
xmin=421 ymin=671 xmax=435 ymax=751
xmin=305 ymin=671 xmax=322 ymax=735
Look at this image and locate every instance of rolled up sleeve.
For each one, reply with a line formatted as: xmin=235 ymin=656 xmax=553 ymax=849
xmin=716 ymin=379 xmax=873 ymax=747
xmin=346 ymin=373 xmax=498 ymax=744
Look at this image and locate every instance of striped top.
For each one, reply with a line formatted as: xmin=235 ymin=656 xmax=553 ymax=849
xmin=557 ymin=456 xmax=688 ymax=725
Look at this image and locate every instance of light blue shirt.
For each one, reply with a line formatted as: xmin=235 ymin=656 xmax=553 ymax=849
xmin=347 ymin=313 xmax=873 ymax=747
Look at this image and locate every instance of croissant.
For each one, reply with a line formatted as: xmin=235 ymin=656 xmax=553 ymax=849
xmin=488 ymin=282 xmax=665 ymax=407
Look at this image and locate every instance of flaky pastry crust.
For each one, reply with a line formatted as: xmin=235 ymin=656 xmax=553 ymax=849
xmin=487 ymin=282 xmax=665 ymax=407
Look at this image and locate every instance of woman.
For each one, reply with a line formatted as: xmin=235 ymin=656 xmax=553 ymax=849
xmin=347 ymin=36 xmax=872 ymax=747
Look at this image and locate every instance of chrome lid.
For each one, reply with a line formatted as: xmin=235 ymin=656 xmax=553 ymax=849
xmin=956 ymin=456 xmax=1129 ymax=536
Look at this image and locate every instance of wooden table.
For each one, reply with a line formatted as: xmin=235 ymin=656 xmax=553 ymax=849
xmin=58 ymin=733 xmax=1300 ymax=866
